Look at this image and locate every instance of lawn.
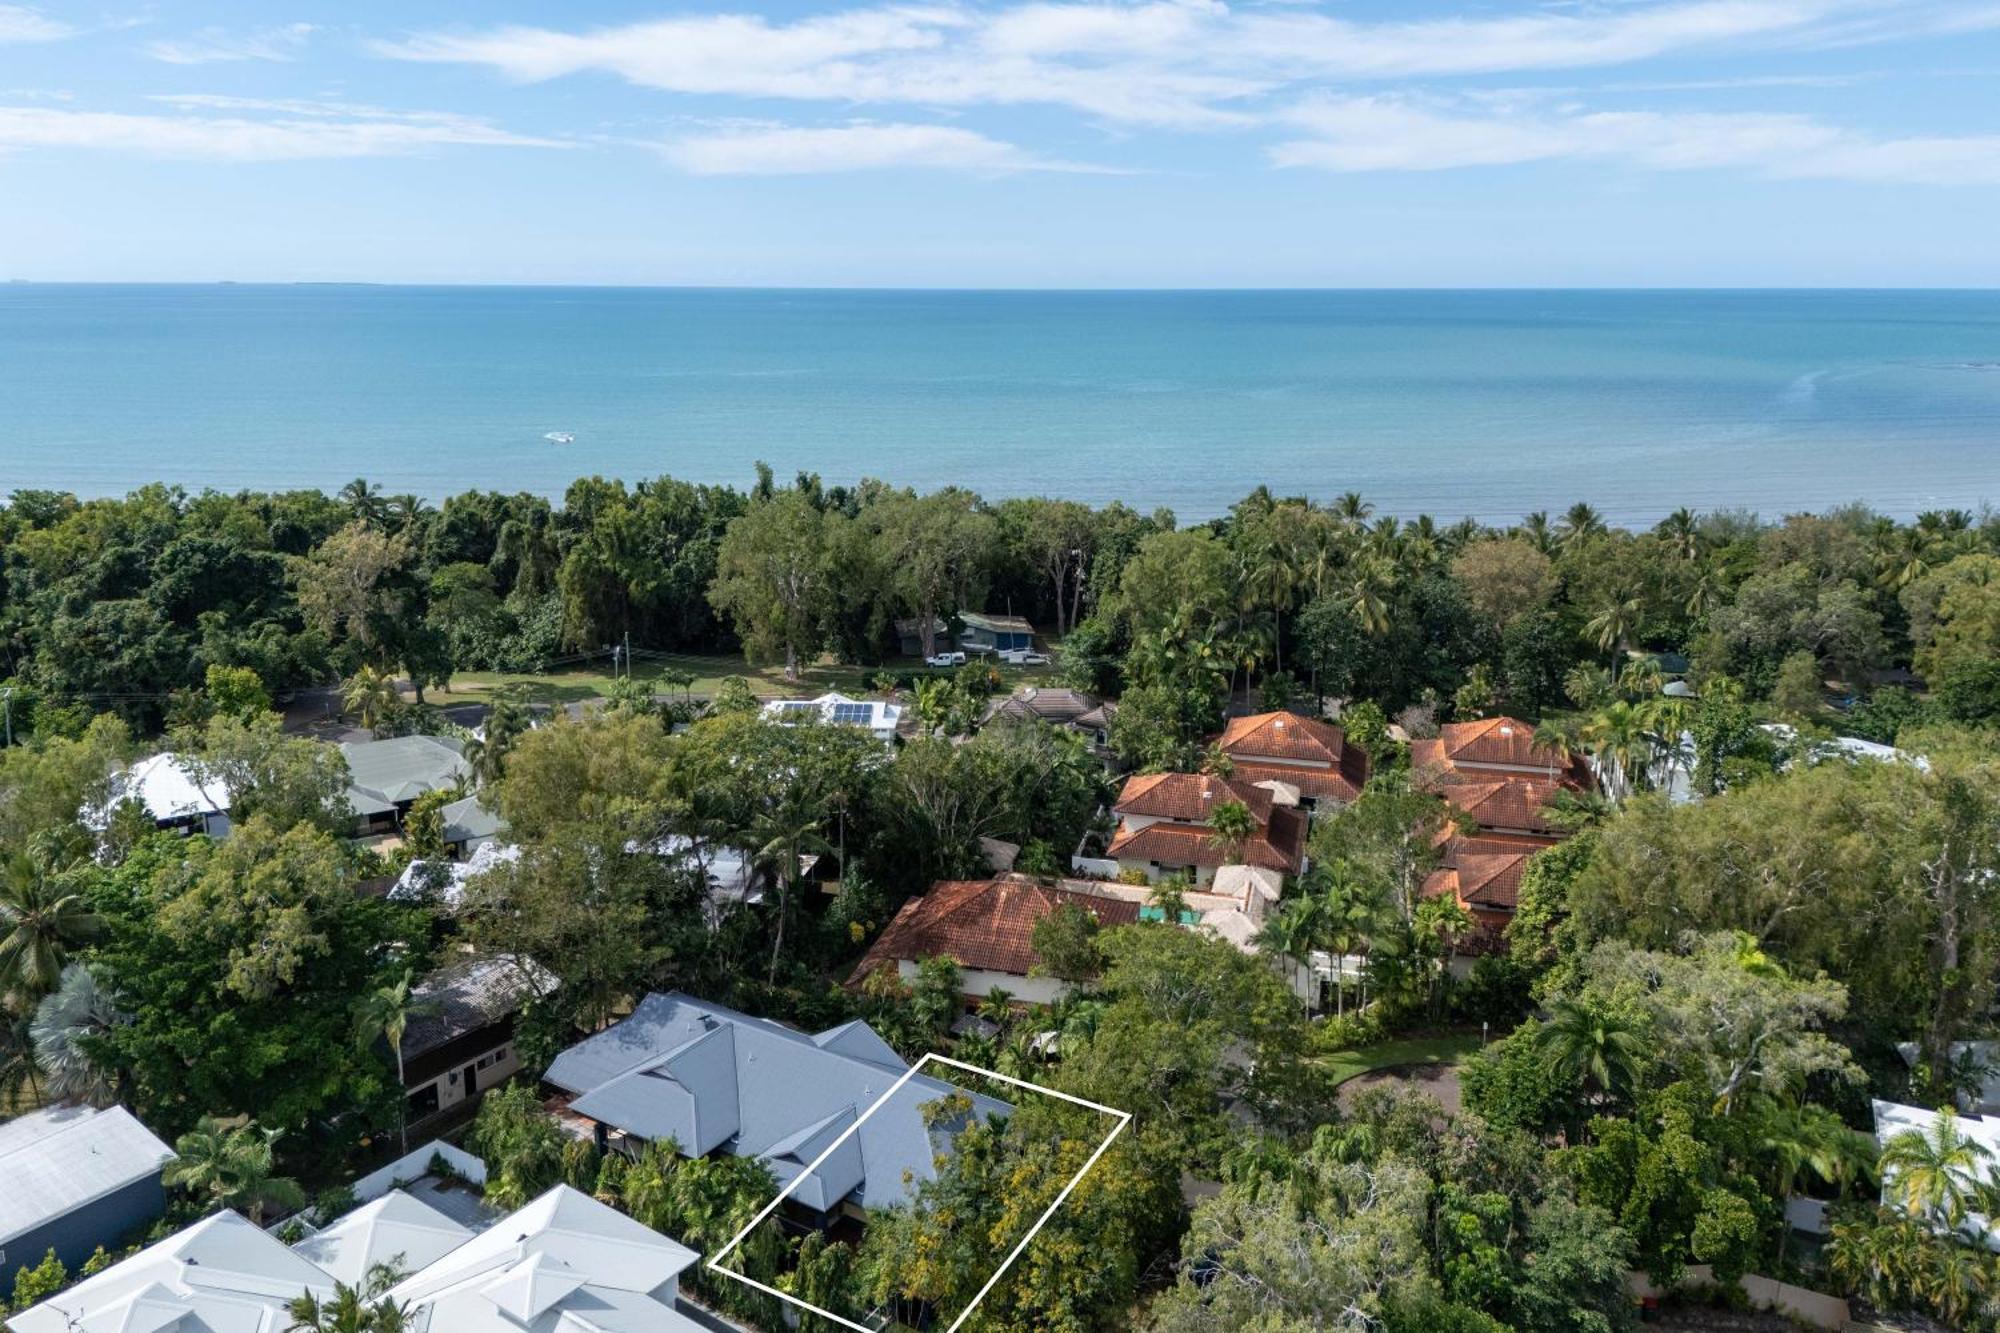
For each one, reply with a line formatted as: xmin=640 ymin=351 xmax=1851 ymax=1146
xmin=431 ymin=651 xmax=1059 ymax=708
xmin=1318 ymin=1034 xmax=1482 ymax=1087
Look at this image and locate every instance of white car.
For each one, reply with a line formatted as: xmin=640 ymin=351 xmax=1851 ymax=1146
xmin=925 ymin=651 xmax=967 ymax=668
xmin=998 ymin=649 xmax=1051 ymax=666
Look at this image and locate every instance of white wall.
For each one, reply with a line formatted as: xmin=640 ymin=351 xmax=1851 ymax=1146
xmin=351 ymin=1141 xmax=488 ymax=1203
xmin=894 ymin=959 xmax=1068 ymax=1006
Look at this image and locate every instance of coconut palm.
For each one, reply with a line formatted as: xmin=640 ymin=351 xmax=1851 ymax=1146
xmin=31 ymin=962 xmax=122 ymax=1107
xmin=287 ymin=1274 xmax=413 ymax=1332
xmin=1558 ymin=502 xmax=1606 ymax=550
xmin=338 ymin=478 xmax=389 ymax=528
xmin=353 ymin=969 xmax=439 ymax=1153
xmin=1207 ymin=798 xmax=1258 ymax=865
xmin=1879 ymin=1108 xmax=1992 ymax=1228
xmin=0 ymin=856 xmax=104 ymax=1000
xmin=1535 ymin=998 xmax=1646 ymax=1103
xmin=1329 ymin=492 xmax=1373 ymax=531
xmin=341 ymin=666 xmax=400 ymax=734
xmin=1580 ymin=700 xmax=1653 ymax=802
xmin=164 ymin=1118 xmax=307 ymax=1225
xmin=1256 ymin=894 xmax=1326 ymax=1010
xmin=752 ymin=793 xmax=834 ymax=985
xmin=1519 ymin=510 xmax=1555 ymax=555
xmin=1656 ymin=507 xmax=1703 ymax=561
xmin=1584 ymin=593 xmax=1643 ymax=670
xmin=1346 ymin=557 xmax=1394 ymax=636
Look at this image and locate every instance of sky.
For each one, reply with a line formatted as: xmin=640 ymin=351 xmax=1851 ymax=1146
xmin=1 ymin=0 xmax=1998 ymax=285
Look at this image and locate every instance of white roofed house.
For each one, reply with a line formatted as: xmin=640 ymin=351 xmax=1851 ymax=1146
xmin=86 ymin=752 xmax=233 ymax=838
xmin=760 ymin=691 xmax=904 ymax=745
xmin=0 ymin=1105 xmax=176 ymax=1290
xmin=11 ymin=1182 xmax=712 ymax=1333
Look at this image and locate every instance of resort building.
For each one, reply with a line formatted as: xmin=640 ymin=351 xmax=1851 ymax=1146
xmin=1413 ymin=717 xmax=1592 ymax=950
xmin=0 ymin=1105 xmax=175 ymax=1284
xmin=1211 ymin=710 xmax=1370 ymax=811
xmin=1104 ymin=772 xmax=1306 ymax=885
xmin=544 ymin=993 xmax=1010 ymax=1219
xmin=760 ymin=692 xmax=904 ymax=745
xmin=847 ymin=876 xmax=1140 ymax=1004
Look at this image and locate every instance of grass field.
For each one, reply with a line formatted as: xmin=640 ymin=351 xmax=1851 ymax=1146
xmin=1318 ymin=1034 xmax=1482 ymax=1087
xmin=431 ymin=651 xmax=1059 ymax=707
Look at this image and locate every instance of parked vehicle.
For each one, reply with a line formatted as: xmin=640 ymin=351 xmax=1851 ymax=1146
xmin=926 ymin=651 xmax=967 ymax=668
xmin=998 ymin=649 xmax=1051 ymax=665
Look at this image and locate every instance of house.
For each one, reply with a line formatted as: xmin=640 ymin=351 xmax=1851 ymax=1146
xmin=1104 ymin=772 xmax=1306 ymax=885
xmin=1213 ymin=711 xmax=1370 ymax=811
xmin=895 ymin=615 xmax=948 ymax=657
xmin=385 ymin=1185 xmax=707 ymax=1332
xmin=957 ymin=611 xmax=1035 ymax=655
xmin=847 ymin=876 xmax=1141 ymax=1004
xmin=7 ymin=1209 xmax=338 ymax=1333
xmin=87 ymin=753 xmax=232 ymax=838
xmin=440 ymin=793 xmax=505 ymax=856
xmin=1411 ymin=717 xmax=1593 ymax=955
xmin=391 ymin=839 xmax=521 ymax=909
xmin=0 ymin=1105 xmax=175 ymax=1286
xmin=979 ymin=687 xmax=1117 ymax=752
xmin=398 ymin=953 xmax=554 ymax=1130
xmin=11 ymin=1184 xmax=710 ymax=1333
xmin=545 ymin=992 xmax=1011 ymax=1218
xmin=342 ymin=735 xmax=472 ymax=836
xmin=761 ymin=692 xmax=903 ymax=745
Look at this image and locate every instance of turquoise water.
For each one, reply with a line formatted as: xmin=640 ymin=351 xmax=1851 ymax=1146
xmin=1 ymin=285 xmax=1995 ymax=523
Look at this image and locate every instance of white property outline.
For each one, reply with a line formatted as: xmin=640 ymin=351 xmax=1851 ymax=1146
xmin=706 ymin=1052 xmax=1132 ymax=1333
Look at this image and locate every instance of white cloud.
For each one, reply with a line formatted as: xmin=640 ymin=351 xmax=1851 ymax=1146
xmin=658 ymin=120 xmax=1109 ymax=173
xmin=0 ymin=5 xmax=71 ymax=43
xmin=0 ymin=104 xmax=567 ymax=161
xmin=146 ymin=23 xmax=318 ymax=65
xmin=375 ymin=0 xmax=1893 ymax=127
xmin=1270 ymin=94 xmax=2000 ymax=184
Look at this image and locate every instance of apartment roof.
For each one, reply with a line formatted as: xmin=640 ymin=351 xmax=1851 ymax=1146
xmin=8 ymin=1209 xmax=334 ymax=1333
xmin=1113 ymin=772 xmax=1274 ymax=824
xmin=1225 ymin=760 xmax=1362 ymax=805
xmin=545 ymin=993 xmax=1011 ymax=1211
xmin=848 ymin=877 xmax=1140 ymax=984
xmin=1438 ymin=779 xmax=1569 ymax=839
xmin=1424 ymin=836 xmax=1541 ymax=912
xmin=387 ymin=1185 xmax=705 ymax=1333
xmin=290 ymin=1190 xmax=473 ymax=1289
xmin=1107 ymin=807 xmax=1306 ymax=874
xmin=1217 ymin=711 xmax=1346 ymax=764
xmin=0 ymin=1104 xmax=175 ymax=1252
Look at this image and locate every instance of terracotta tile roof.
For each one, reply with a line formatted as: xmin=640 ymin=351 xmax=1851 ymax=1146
xmin=846 ymin=878 xmax=1139 ymax=985
xmin=1228 ymin=760 xmax=1363 ymax=805
xmin=1107 ymin=807 xmax=1305 ymax=874
xmin=1439 ymin=779 xmax=1570 ymax=837
xmin=1113 ymin=772 xmax=1274 ymax=824
xmin=1422 ymin=834 xmax=1546 ymax=913
xmin=1217 ymin=711 xmax=1344 ymax=763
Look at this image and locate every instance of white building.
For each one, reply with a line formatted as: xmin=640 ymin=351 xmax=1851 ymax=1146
xmin=1873 ymin=1099 xmax=2000 ymax=1250
xmin=12 ymin=1184 xmax=709 ymax=1333
xmin=761 ymin=692 xmax=903 ymax=744
xmin=87 ymin=753 xmax=233 ymax=838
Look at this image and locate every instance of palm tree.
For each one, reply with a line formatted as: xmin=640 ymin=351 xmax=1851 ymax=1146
xmin=1584 ymin=593 xmax=1642 ymax=671
xmin=1580 ymin=700 xmax=1653 ymax=802
xmin=164 ymin=1118 xmax=307 ymax=1225
xmin=1208 ymin=798 xmax=1258 ymax=865
xmin=976 ymin=987 xmax=1016 ymax=1034
xmin=1558 ymin=502 xmax=1606 ymax=550
xmin=1346 ymin=557 xmax=1394 ymax=636
xmin=1519 ymin=510 xmax=1555 ymax=555
xmin=1535 ymin=998 xmax=1645 ymax=1103
xmin=341 ymin=666 xmax=400 ymax=734
xmin=1256 ymin=894 xmax=1325 ymax=1010
xmin=353 ymin=969 xmax=438 ymax=1153
xmin=287 ymin=1275 xmax=413 ymax=1332
xmin=1656 ymin=507 xmax=1703 ymax=562
xmin=1879 ymin=1108 xmax=1993 ymax=1228
xmin=0 ymin=856 xmax=104 ymax=1000
xmin=30 ymin=963 xmax=121 ymax=1107
xmin=466 ymin=693 xmax=529 ymax=786
xmin=1329 ymin=492 xmax=1373 ymax=531
xmin=338 ymin=479 xmax=390 ymax=529
xmin=1 ymin=1009 xmax=41 ymax=1110
xmin=752 ymin=794 xmax=834 ymax=985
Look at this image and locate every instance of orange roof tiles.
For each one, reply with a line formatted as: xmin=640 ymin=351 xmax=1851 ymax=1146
xmin=1113 ymin=772 xmax=1275 ymax=824
xmin=1107 ymin=807 xmax=1306 ymax=874
xmin=847 ymin=878 xmax=1140 ymax=985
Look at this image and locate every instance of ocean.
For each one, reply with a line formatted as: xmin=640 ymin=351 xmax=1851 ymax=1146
xmin=1 ymin=285 xmax=1995 ymax=524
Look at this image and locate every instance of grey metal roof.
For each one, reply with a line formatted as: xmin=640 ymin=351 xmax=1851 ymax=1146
xmin=548 ymin=993 xmax=1012 ymax=1210
xmin=441 ymin=794 xmax=506 ymax=844
xmin=0 ymin=1104 xmax=175 ymax=1248
xmin=340 ymin=735 xmax=470 ymax=812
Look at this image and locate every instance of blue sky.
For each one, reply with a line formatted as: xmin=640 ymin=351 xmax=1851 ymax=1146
xmin=2 ymin=0 xmax=1999 ymax=285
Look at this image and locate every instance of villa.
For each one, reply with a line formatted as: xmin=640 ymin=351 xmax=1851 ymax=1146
xmin=847 ymin=875 xmax=1140 ymax=1005
xmin=544 ymin=992 xmax=1010 ymax=1219
xmin=1211 ymin=710 xmax=1370 ymax=811
xmin=978 ymin=686 xmax=1117 ymax=755
xmin=341 ymin=734 xmax=473 ymax=837
xmin=87 ymin=752 xmax=233 ymax=838
xmin=1104 ymin=772 xmax=1306 ymax=885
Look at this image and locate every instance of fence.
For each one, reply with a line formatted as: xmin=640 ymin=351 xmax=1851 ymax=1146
xmin=351 ymin=1140 xmax=488 ymax=1203
xmin=1626 ymin=1265 xmax=1850 ymax=1331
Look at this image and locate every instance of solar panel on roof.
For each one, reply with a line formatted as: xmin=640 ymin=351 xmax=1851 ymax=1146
xmin=831 ymin=703 xmax=873 ymax=725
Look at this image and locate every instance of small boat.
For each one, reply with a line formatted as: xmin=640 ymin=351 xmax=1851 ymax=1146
xmin=544 ymin=431 xmax=574 ymax=445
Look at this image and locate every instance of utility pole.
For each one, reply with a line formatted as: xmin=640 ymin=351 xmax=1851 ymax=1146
xmin=1 ymin=686 xmax=11 ymax=747
xmin=624 ymin=631 xmax=632 ymax=682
